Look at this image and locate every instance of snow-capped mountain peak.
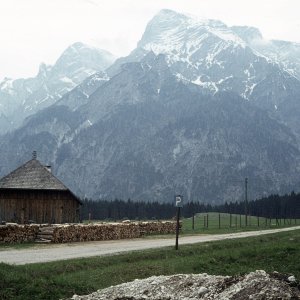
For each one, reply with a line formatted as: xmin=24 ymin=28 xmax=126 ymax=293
xmin=138 ymin=9 xmax=246 ymax=56
xmin=52 ymin=42 xmax=115 ymax=77
xmin=37 ymin=63 xmax=52 ymax=78
xmin=1 ymin=9 xmax=300 ymax=203
xmin=131 ymin=9 xmax=300 ymax=101
xmin=230 ymin=26 xmax=263 ymax=43
xmin=0 ymin=43 xmax=116 ymax=134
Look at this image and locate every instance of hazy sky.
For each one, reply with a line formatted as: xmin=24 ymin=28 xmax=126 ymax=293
xmin=1 ymin=0 xmax=300 ymax=81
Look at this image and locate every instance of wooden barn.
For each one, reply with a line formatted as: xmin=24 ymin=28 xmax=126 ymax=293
xmin=0 ymin=156 xmax=81 ymax=224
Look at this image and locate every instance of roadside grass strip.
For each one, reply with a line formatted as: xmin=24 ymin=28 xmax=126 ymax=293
xmin=0 ymin=229 xmax=299 ymax=300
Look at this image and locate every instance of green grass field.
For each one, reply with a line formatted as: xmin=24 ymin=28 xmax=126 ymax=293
xmin=0 ymin=229 xmax=299 ymax=300
xmin=182 ymin=212 xmax=300 ymax=234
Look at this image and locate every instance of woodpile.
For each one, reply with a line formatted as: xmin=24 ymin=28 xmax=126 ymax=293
xmin=52 ymin=221 xmax=178 ymax=243
xmin=138 ymin=221 xmax=177 ymax=236
xmin=0 ymin=221 xmax=179 ymax=244
xmin=0 ymin=224 xmax=39 ymax=243
xmin=35 ymin=226 xmax=55 ymax=243
xmin=52 ymin=223 xmax=139 ymax=243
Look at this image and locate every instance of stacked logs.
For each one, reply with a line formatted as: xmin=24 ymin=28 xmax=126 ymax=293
xmin=52 ymin=223 xmax=139 ymax=243
xmin=138 ymin=221 xmax=177 ymax=235
xmin=52 ymin=221 xmax=178 ymax=243
xmin=0 ymin=224 xmax=39 ymax=243
xmin=0 ymin=221 xmax=179 ymax=244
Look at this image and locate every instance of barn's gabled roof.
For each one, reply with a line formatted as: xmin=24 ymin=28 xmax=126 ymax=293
xmin=0 ymin=159 xmax=68 ymax=191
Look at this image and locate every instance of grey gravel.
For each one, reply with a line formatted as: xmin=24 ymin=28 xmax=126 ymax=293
xmin=69 ymin=270 xmax=299 ymax=300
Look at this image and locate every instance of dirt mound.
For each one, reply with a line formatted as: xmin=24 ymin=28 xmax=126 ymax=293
xmin=70 ymin=270 xmax=299 ymax=299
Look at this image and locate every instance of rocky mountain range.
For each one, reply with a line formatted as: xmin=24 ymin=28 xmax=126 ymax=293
xmin=1 ymin=9 xmax=300 ymax=203
xmin=0 ymin=42 xmax=115 ymax=134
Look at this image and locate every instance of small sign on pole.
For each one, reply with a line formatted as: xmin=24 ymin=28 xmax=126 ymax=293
xmin=175 ymin=195 xmax=183 ymax=250
xmin=175 ymin=195 xmax=183 ymax=208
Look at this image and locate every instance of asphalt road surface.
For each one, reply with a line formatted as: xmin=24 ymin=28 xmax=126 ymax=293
xmin=1 ymin=226 xmax=299 ymax=265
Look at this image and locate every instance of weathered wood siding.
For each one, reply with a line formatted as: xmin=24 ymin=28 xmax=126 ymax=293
xmin=0 ymin=189 xmax=80 ymax=224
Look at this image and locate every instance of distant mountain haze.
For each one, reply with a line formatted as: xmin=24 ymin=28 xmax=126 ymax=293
xmin=0 ymin=42 xmax=116 ymax=134
xmin=0 ymin=9 xmax=300 ymax=203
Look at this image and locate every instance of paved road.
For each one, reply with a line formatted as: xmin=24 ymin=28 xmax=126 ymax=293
xmin=1 ymin=226 xmax=299 ymax=265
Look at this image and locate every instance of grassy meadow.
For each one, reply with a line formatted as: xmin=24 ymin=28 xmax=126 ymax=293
xmin=181 ymin=212 xmax=300 ymax=234
xmin=0 ymin=229 xmax=299 ymax=300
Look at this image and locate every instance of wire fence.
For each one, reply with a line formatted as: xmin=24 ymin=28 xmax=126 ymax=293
xmin=185 ymin=212 xmax=300 ymax=231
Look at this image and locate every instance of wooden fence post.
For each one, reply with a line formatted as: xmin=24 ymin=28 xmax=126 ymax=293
xmin=192 ymin=214 xmax=195 ymax=230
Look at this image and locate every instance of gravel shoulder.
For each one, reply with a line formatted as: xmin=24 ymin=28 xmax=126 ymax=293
xmin=1 ymin=226 xmax=299 ymax=265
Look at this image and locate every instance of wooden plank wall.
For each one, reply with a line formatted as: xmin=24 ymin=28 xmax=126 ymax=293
xmin=0 ymin=189 xmax=80 ymax=224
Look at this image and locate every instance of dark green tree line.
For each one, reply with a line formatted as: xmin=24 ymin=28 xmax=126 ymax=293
xmin=80 ymin=192 xmax=300 ymax=221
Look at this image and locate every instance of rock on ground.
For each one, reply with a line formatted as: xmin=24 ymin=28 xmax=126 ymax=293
xmin=70 ymin=270 xmax=300 ymax=299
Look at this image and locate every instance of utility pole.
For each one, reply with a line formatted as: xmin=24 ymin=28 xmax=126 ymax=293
xmin=245 ymin=177 xmax=248 ymax=227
